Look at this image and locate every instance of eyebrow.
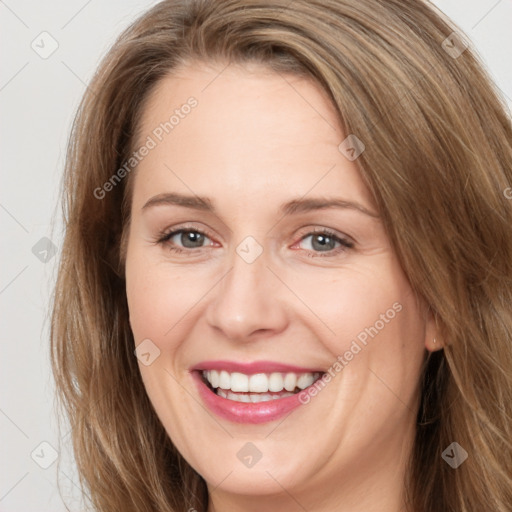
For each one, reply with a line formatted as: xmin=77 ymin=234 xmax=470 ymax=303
xmin=142 ymin=192 xmax=379 ymax=218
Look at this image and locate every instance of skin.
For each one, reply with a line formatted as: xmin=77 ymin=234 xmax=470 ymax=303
xmin=124 ymin=60 xmax=442 ymax=512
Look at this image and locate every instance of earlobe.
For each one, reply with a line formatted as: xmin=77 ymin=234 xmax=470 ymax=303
xmin=424 ymin=307 xmax=444 ymax=352
xmin=426 ymin=336 xmax=444 ymax=352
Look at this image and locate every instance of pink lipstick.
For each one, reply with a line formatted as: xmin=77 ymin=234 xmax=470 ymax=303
xmin=190 ymin=360 xmax=325 ymax=424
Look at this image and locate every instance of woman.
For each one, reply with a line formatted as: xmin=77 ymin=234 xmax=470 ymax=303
xmin=51 ymin=0 xmax=512 ymax=511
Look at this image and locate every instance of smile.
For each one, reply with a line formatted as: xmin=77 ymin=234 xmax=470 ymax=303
xmin=202 ymin=370 xmax=322 ymax=402
xmin=191 ymin=361 xmax=326 ymax=424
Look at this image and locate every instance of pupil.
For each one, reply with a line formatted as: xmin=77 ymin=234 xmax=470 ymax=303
xmin=312 ymin=234 xmax=334 ymax=251
xmin=182 ymin=231 xmax=204 ymax=248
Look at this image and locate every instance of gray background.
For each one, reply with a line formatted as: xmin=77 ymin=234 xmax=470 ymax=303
xmin=1 ymin=0 xmax=510 ymax=510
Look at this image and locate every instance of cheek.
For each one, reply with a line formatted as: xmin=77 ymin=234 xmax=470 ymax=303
xmin=292 ymin=259 xmax=418 ymax=347
xmin=127 ymin=275 xmax=167 ymax=338
xmin=125 ymin=252 xmax=197 ymax=432
xmin=311 ymin=259 xmax=425 ymax=383
xmin=126 ymin=249 xmax=199 ymax=344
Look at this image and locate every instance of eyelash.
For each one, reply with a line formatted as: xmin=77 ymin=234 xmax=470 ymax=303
xmin=155 ymin=225 xmax=354 ymax=258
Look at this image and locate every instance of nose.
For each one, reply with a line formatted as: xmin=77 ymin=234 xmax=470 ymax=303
xmin=205 ymin=247 xmax=289 ymax=341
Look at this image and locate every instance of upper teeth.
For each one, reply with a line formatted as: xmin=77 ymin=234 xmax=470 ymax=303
xmin=202 ymin=370 xmax=321 ymax=393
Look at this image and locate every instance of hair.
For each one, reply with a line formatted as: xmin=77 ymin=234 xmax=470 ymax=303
xmin=50 ymin=0 xmax=512 ymax=511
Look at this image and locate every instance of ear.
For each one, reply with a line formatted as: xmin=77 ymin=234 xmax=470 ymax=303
xmin=424 ymin=307 xmax=444 ymax=352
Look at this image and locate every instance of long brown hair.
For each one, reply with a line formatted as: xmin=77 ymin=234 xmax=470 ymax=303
xmin=51 ymin=1 xmax=512 ymax=510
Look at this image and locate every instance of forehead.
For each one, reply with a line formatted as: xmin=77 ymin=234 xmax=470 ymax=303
xmin=139 ymin=59 xmax=340 ymax=144
xmin=132 ymin=60 xmax=374 ymax=212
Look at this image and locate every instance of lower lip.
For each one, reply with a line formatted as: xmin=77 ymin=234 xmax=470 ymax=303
xmin=192 ymin=371 xmax=311 ymax=424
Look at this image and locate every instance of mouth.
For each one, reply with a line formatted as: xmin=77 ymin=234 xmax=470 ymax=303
xmin=190 ymin=362 xmax=326 ymax=424
xmin=199 ymin=369 xmax=323 ymax=403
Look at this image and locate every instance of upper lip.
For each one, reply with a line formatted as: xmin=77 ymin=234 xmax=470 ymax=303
xmin=190 ymin=360 xmax=325 ymax=374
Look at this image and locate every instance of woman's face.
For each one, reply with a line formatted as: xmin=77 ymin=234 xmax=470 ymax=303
xmin=125 ymin=61 xmax=438 ymax=509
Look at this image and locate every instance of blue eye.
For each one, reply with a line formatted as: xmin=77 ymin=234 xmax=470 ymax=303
xmin=156 ymin=226 xmax=354 ymax=257
xmin=293 ymin=228 xmax=354 ymax=258
xmin=158 ymin=229 xmax=213 ymax=252
xmin=297 ymin=230 xmax=353 ymax=256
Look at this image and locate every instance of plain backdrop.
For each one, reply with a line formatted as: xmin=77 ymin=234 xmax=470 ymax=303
xmin=1 ymin=0 xmax=511 ymax=510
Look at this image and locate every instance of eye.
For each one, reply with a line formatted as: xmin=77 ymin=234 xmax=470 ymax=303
xmin=155 ymin=225 xmax=354 ymax=258
xmin=294 ymin=228 xmax=354 ymax=257
xmin=157 ymin=227 xmax=214 ymax=253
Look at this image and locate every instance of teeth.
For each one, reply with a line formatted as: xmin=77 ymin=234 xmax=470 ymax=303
xmin=227 ymin=391 xmax=250 ymax=402
xmin=209 ymin=370 xmax=219 ymax=388
xmin=268 ymin=372 xmax=284 ymax=392
xmin=249 ymin=373 xmax=268 ymax=392
xmin=230 ymin=372 xmax=249 ymax=392
xmin=218 ymin=370 xmax=230 ymax=390
xmin=220 ymin=390 xmax=296 ymax=403
xmin=284 ymin=372 xmax=297 ymax=392
xmin=297 ymin=373 xmax=315 ymax=389
xmin=203 ymin=369 xmax=321 ymax=394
